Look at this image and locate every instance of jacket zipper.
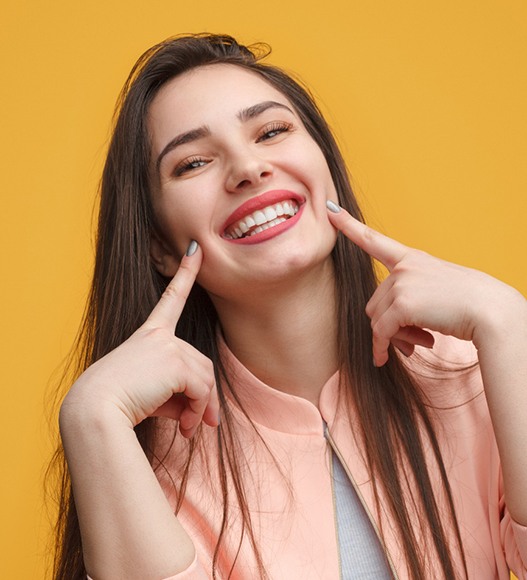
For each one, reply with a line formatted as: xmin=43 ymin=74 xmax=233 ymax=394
xmin=324 ymin=423 xmax=399 ymax=580
xmin=328 ymin=443 xmax=343 ymax=580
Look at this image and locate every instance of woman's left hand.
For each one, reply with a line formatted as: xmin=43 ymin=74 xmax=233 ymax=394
xmin=326 ymin=202 xmax=524 ymax=367
xmin=328 ymin=202 xmax=527 ymax=525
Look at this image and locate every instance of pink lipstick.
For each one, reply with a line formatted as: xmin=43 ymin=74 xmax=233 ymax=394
xmin=222 ymin=190 xmax=305 ymax=245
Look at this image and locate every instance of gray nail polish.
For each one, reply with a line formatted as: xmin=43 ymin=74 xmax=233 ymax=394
xmin=186 ymin=240 xmax=198 ymax=256
xmin=326 ymin=200 xmax=341 ymax=213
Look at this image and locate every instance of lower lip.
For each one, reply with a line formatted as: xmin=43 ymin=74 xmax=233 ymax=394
xmin=224 ymin=204 xmax=305 ymax=245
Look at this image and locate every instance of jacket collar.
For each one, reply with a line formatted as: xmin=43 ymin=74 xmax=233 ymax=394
xmin=218 ymin=334 xmax=341 ymax=436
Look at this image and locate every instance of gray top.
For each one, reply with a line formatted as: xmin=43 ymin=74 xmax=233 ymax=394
xmin=332 ymin=453 xmax=393 ymax=579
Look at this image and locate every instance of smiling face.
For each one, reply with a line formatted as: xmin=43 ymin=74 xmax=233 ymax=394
xmin=148 ymin=64 xmax=339 ymax=301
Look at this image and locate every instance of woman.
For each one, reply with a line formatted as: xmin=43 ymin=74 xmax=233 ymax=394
xmin=54 ymin=34 xmax=527 ymax=579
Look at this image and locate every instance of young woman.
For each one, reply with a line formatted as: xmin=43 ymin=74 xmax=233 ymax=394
xmin=54 ymin=34 xmax=527 ymax=579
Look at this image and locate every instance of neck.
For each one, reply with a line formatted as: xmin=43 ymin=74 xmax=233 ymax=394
xmin=211 ymin=260 xmax=339 ymax=407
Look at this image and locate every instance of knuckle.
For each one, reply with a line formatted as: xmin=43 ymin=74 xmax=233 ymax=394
xmin=204 ymin=357 xmax=215 ymax=374
xmin=413 ymin=248 xmax=430 ymax=259
xmin=197 ymin=358 xmax=215 ymax=388
xmin=163 ymin=282 xmax=183 ymax=301
xmin=405 ymin=248 xmax=429 ymax=266
xmin=392 ymin=257 xmax=414 ymax=275
xmin=202 ymin=376 xmax=214 ymax=394
xmin=392 ymin=295 xmax=409 ymax=314
xmin=393 ymin=248 xmax=424 ymax=269
xmin=371 ymin=324 xmax=385 ymax=340
xmin=392 ymin=262 xmax=406 ymax=275
xmin=361 ymin=225 xmax=379 ymax=246
xmin=390 ymin=280 xmax=404 ymax=298
xmin=141 ymin=326 xmax=166 ymax=341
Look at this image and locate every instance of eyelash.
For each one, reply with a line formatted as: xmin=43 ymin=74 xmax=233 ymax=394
xmin=172 ymin=121 xmax=294 ymax=176
xmin=173 ymin=156 xmax=208 ymax=176
xmin=257 ymin=121 xmax=294 ymax=142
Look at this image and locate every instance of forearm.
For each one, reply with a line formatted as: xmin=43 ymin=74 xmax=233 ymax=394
xmin=475 ymin=289 xmax=527 ymax=525
xmin=60 ymin=400 xmax=194 ymax=580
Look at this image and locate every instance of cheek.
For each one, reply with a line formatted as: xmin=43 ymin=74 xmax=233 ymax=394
xmin=300 ymin=147 xmax=336 ymax=195
xmin=154 ymin=199 xmax=198 ymax=256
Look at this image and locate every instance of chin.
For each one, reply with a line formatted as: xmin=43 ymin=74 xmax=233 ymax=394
xmin=200 ymin=233 xmax=337 ymax=297
xmin=266 ymin=247 xmax=335 ymax=283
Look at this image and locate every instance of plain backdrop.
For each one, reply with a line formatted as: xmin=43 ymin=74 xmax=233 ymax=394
xmin=1 ymin=1 xmax=526 ymax=577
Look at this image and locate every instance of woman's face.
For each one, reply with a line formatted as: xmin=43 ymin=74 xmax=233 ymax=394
xmin=148 ymin=64 xmax=339 ymax=301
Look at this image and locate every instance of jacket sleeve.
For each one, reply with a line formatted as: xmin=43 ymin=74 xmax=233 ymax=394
xmin=159 ymin=551 xmax=210 ymax=580
xmin=501 ymin=511 xmax=527 ymax=579
xmin=417 ymin=334 xmax=527 ymax=578
xmin=86 ymin=551 xmax=209 ymax=580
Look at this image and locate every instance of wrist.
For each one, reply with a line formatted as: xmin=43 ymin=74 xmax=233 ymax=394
xmin=472 ymin=285 xmax=527 ymax=350
xmin=59 ymin=383 xmax=134 ymax=438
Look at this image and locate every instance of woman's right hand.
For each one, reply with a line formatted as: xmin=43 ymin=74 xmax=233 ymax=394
xmin=61 ymin=242 xmax=219 ymax=438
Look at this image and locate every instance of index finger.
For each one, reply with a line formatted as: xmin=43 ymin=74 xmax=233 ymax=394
xmin=147 ymin=241 xmax=203 ymax=328
xmin=326 ymin=201 xmax=409 ymax=271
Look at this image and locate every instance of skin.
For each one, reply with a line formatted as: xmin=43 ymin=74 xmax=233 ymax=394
xmin=59 ymin=64 xmax=527 ymax=579
xmin=148 ymin=64 xmax=342 ymax=402
xmin=149 ymin=65 xmax=339 ymax=293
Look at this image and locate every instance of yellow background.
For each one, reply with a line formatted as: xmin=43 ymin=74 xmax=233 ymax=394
xmin=1 ymin=1 xmax=526 ymax=577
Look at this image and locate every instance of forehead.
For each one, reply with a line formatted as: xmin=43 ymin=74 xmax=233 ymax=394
xmin=148 ymin=64 xmax=293 ymax=141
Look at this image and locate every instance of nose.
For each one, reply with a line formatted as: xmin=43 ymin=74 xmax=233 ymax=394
xmin=224 ymin=149 xmax=273 ymax=193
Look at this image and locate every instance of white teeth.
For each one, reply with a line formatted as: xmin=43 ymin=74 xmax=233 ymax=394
xmin=253 ymin=210 xmax=266 ymax=226
xmin=263 ymin=206 xmax=277 ymax=221
xmin=225 ymin=200 xmax=300 ymax=240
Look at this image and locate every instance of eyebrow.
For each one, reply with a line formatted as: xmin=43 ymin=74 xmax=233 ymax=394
xmin=155 ymin=100 xmax=294 ymax=173
xmin=156 ymin=126 xmax=211 ymax=173
xmin=237 ymin=100 xmax=294 ymax=122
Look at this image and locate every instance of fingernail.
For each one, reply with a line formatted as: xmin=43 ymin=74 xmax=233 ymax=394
xmin=326 ymin=200 xmax=341 ymax=213
xmin=186 ymin=240 xmax=198 ymax=257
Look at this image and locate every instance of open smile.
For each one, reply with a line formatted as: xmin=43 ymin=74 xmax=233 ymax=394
xmin=222 ymin=190 xmax=305 ymax=245
xmin=224 ymin=200 xmax=299 ymax=240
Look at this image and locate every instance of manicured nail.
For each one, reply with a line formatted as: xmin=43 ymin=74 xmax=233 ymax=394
xmin=326 ymin=200 xmax=341 ymax=213
xmin=186 ymin=240 xmax=198 ymax=256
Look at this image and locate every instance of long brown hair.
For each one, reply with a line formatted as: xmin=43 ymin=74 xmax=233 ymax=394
xmin=50 ymin=34 xmax=468 ymax=579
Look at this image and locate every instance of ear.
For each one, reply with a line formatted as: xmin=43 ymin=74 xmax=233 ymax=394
xmin=150 ymin=232 xmax=180 ymax=277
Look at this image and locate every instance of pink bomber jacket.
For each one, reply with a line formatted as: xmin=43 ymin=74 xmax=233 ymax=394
xmin=155 ymin=335 xmax=527 ymax=579
xmin=92 ymin=335 xmax=527 ymax=579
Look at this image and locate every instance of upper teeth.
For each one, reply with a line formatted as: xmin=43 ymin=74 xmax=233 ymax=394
xmin=224 ymin=200 xmax=299 ymax=239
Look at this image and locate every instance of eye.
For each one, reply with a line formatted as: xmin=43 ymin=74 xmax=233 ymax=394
xmin=173 ymin=156 xmax=209 ymax=176
xmin=257 ymin=121 xmax=294 ymax=142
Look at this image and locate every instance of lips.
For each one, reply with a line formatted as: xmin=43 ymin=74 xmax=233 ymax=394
xmin=222 ymin=190 xmax=304 ymax=244
xmin=224 ymin=200 xmax=300 ymax=239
